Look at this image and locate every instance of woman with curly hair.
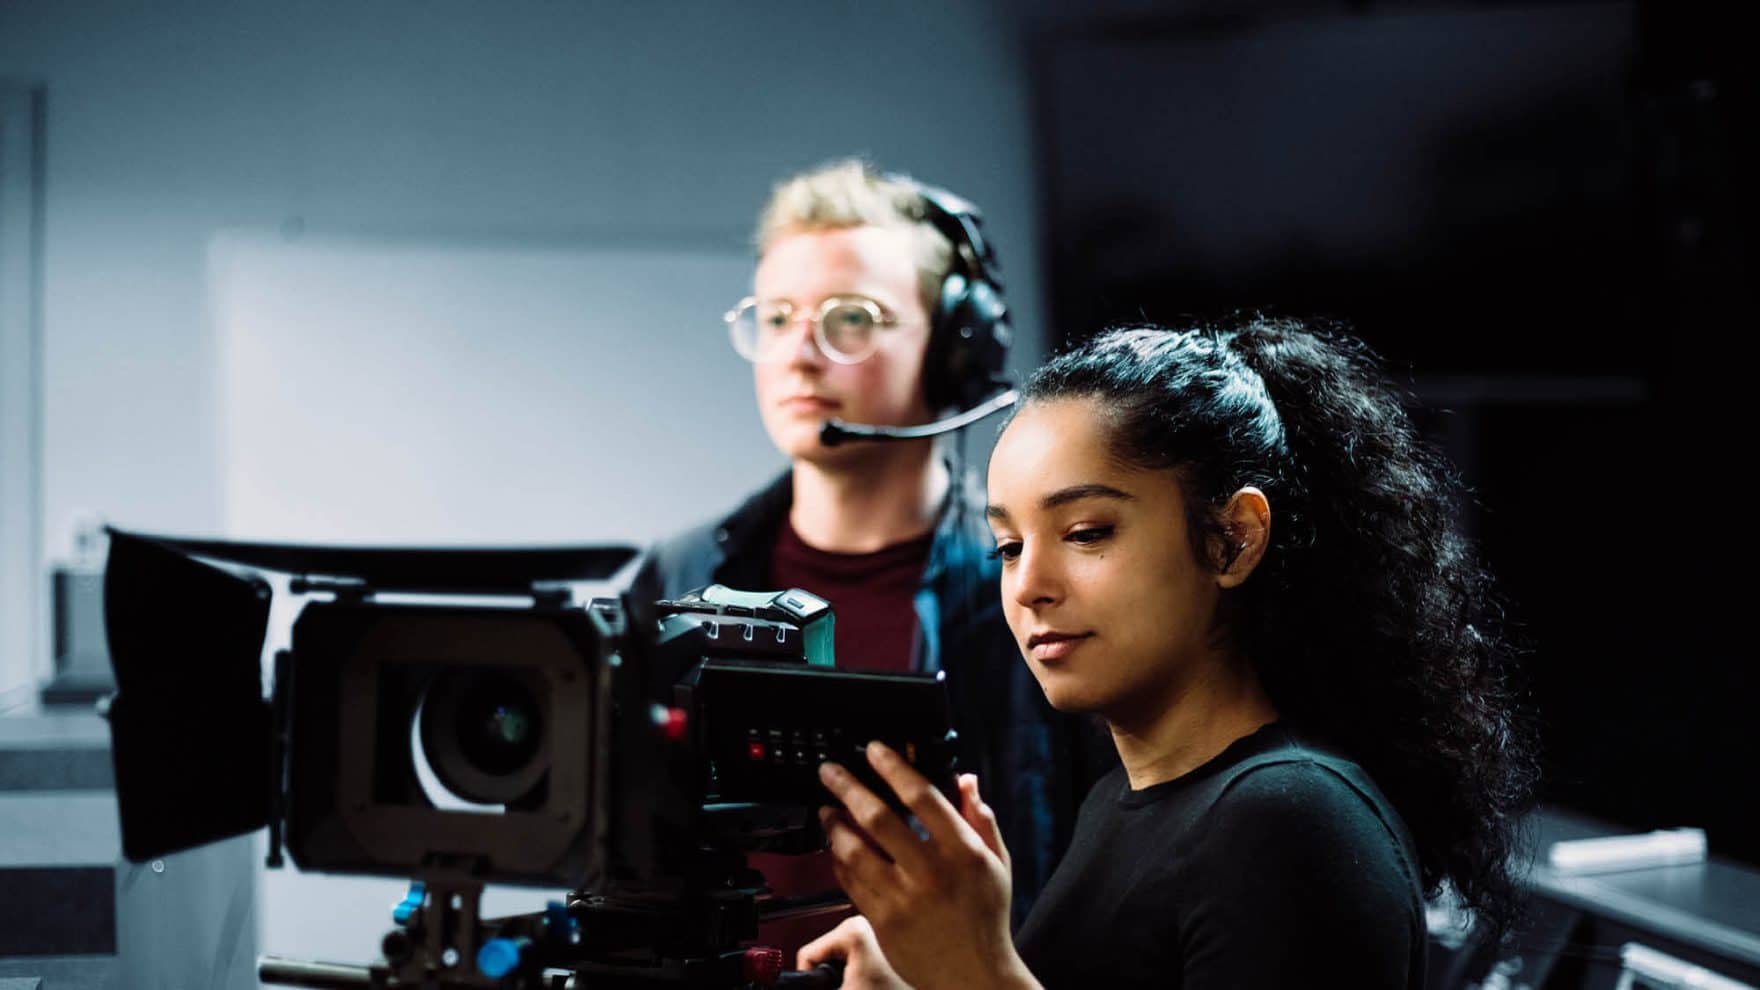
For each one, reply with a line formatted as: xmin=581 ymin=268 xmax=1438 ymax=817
xmin=798 ymin=318 xmax=1538 ymax=989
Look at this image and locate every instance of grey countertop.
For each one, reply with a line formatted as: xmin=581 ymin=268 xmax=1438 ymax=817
xmin=0 ymin=708 xmax=113 ymax=792
xmin=1527 ymin=805 xmax=1760 ymax=969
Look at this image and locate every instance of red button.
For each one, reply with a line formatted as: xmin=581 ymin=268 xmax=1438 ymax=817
xmin=657 ymin=706 xmax=688 ymax=743
xmin=747 ymin=740 xmax=767 ymax=761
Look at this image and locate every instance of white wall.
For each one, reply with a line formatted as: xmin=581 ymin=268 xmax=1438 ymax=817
xmin=0 ymin=85 xmax=44 ymax=703
xmin=211 ymin=232 xmax=777 ymax=545
xmin=0 ymin=0 xmax=1046 ymax=971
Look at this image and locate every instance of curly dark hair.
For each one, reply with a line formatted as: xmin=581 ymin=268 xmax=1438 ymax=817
xmin=1017 ymin=317 xmax=1538 ymax=936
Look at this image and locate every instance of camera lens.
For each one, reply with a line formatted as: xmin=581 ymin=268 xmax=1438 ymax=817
xmin=417 ymin=667 xmax=549 ymax=806
xmin=454 ymin=678 xmax=542 ymax=777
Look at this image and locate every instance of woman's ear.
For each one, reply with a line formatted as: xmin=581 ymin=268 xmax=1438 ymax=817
xmin=1215 ymin=487 xmax=1271 ymax=589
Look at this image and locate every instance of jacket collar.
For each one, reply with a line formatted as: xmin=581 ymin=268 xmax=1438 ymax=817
xmin=711 ymin=470 xmax=794 ymax=559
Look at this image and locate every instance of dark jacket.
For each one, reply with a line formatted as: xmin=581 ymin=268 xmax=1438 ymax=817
xmin=632 ymin=470 xmax=1112 ymax=924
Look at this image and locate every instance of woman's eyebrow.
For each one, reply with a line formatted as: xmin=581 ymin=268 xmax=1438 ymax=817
xmin=987 ymin=484 xmax=1137 ymax=522
xmin=1041 ymin=483 xmax=1137 ymax=511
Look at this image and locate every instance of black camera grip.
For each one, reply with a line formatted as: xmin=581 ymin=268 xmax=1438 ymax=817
xmin=776 ymin=959 xmax=845 ymax=988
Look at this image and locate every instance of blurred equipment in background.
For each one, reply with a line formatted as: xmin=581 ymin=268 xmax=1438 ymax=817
xmin=39 ymin=514 xmax=114 ymax=706
xmin=1425 ymin=808 xmax=1760 ymax=989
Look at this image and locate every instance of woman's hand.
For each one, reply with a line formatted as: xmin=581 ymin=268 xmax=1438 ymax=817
xmin=815 ymin=743 xmax=1040 ymax=990
xmin=797 ymin=915 xmax=911 ymax=990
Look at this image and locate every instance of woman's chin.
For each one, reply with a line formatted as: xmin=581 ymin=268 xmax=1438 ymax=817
xmin=1033 ymin=672 xmax=1108 ymax=716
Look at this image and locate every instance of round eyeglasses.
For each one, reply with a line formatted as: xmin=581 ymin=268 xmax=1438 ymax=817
xmin=723 ymin=295 xmax=906 ymax=365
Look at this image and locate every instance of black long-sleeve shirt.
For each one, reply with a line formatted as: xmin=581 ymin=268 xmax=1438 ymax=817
xmin=1015 ymin=723 xmax=1424 ymax=988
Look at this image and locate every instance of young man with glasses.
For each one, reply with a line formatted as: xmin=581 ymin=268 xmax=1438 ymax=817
xmin=634 ymin=160 xmax=1105 ymax=955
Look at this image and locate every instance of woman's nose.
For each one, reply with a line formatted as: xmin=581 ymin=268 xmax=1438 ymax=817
xmin=1011 ymin=544 xmax=1060 ymax=608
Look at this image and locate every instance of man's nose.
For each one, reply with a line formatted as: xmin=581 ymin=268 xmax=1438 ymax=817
xmin=783 ymin=313 xmax=826 ymax=366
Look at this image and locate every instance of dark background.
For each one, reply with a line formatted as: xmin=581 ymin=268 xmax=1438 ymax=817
xmin=1029 ymin=0 xmax=1754 ymax=865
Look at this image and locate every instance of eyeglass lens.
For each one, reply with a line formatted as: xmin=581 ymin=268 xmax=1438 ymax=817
xmin=734 ymin=299 xmax=878 ymax=362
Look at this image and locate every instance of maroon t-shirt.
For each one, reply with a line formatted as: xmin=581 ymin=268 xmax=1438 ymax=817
xmin=769 ymin=518 xmax=931 ymax=674
xmin=752 ymin=518 xmax=934 ymax=959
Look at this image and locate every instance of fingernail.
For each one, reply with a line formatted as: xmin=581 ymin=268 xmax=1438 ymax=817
xmin=866 ymin=740 xmax=890 ymax=761
xmin=819 ymin=762 xmax=844 ymax=784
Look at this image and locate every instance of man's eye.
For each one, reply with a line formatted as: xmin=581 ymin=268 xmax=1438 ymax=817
xmin=989 ymin=541 xmax=1022 ymax=562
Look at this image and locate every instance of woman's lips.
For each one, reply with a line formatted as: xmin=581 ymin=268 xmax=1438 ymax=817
xmin=1026 ymin=631 xmax=1093 ymax=663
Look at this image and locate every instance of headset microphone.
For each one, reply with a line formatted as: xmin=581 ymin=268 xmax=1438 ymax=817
xmin=819 ymin=389 xmax=1018 ymax=447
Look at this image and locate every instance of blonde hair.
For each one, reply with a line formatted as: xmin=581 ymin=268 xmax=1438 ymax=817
xmin=754 ymin=159 xmax=954 ymax=310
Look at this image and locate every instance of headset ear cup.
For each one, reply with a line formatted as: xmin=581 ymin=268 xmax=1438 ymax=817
xmin=924 ymin=272 xmax=969 ymax=413
xmin=925 ymin=273 xmax=1010 ymax=414
xmin=965 ymin=279 xmax=1010 ymax=391
xmin=910 ymin=178 xmax=1012 ymax=414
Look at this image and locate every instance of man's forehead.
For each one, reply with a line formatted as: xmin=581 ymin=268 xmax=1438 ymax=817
xmin=758 ymin=226 xmax=915 ymax=275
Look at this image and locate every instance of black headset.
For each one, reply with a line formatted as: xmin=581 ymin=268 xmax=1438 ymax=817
xmin=817 ymin=177 xmax=1017 ymax=447
xmin=902 ymin=178 xmax=1014 ymax=415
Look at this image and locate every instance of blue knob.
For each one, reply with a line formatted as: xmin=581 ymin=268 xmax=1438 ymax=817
xmin=477 ymin=937 xmax=529 ymax=979
xmin=392 ymin=882 xmax=426 ymax=925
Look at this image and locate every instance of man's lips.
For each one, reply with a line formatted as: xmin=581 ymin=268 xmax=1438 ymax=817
xmin=1025 ymin=631 xmax=1093 ymax=662
xmin=780 ymin=395 xmax=841 ymax=414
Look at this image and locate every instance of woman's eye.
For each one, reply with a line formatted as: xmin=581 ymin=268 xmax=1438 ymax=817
xmin=989 ymin=541 xmax=1022 ymax=562
xmin=1066 ymin=526 xmax=1114 ymax=546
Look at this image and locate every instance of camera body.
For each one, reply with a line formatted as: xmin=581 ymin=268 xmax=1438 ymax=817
xmin=100 ymin=529 xmax=959 ymax=900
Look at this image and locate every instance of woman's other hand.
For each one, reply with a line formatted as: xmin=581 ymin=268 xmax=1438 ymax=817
xmin=816 ymin=745 xmax=1039 ymax=990
xmin=797 ymin=915 xmax=912 ymax=990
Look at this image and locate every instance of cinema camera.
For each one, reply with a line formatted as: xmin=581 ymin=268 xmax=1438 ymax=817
xmin=100 ymin=529 xmax=961 ymax=989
